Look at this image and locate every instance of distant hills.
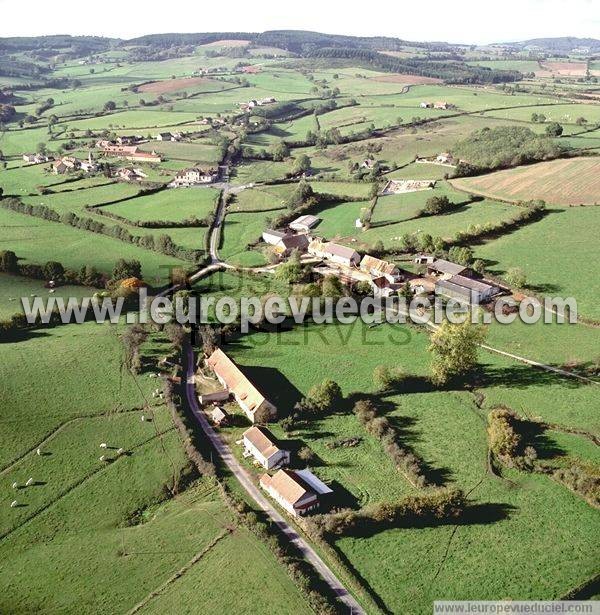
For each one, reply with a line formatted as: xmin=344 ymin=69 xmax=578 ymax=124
xmin=502 ymin=37 xmax=600 ymax=53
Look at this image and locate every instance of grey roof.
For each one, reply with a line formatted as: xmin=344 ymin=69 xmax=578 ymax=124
xmin=429 ymin=259 xmax=467 ymax=275
xmin=290 ymin=214 xmax=320 ymax=229
xmin=436 ymin=275 xmax=498 ymax=297
xmin=280 ymin=234 xmax=309 ymax=250
xmin=325 ymin=242 xmax=359 ymax=260
xmin=263 ymin=229 xmax=287 ymax=239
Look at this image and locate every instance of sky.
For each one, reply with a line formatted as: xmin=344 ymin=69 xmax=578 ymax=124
xmin=1 ymin=0 xmax=598 ymax=44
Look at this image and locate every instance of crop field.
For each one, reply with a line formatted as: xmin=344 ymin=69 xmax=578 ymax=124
xmin=451 ymin=157 xmax=600 ymax=205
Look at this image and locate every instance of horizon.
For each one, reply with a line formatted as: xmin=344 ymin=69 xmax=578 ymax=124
xmin=1 ymin=0 xmax=599 ymax=45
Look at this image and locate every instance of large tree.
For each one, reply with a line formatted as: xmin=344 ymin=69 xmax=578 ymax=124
xmin=428 ymin=320 xmax=487 ymax=385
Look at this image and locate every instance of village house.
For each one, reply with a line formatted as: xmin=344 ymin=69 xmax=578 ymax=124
xmin=52 ymin=156 xmax=80 ymax=174
xmin=170 ymin=167 xmax=217 ymax=186
xmin=262 ymin=230 xmax=309 ymax=256
xmin=117 ymin=167 xmax=147 ymax=182
xmin=289 ymin=214 xmax=320 ymax=233
xmin=207 ymin=348 xmax=277 ymax=423
xmin=435 ymin=275 xmax=500 ymax=304
xmin=434 ymin=101 xmax=452 ymax=110
xmin=260 ymin=468 xmax=333 ymax=517
xmin=22 ymin=153 xmax=52 ymax=164
xmin=243 ymin=426 xmax=290 ymax=469
xmin=155 ymin=132 xmax=181 ymax=141
xmin=435 ymin=152 xmax=456 ymax=165
xmin=361 ymin=158 xmax=375 ymax=169
xmin=308 ymin=239 xmax=361 ymax=268
xmin=211 ymin=407 xmax=230 ymax=427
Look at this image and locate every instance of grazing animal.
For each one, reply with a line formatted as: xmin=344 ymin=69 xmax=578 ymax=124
xmin=99 ymin=443 xmax=107 ymax=449
xmin=25 ymin=478 xmax=34 ymax=487
xmin=117 ymin=448 xmax=125 ymax=455
xmin=141 ymin=415 xmax=146 ymax=422
xmin=99 ymin=455 xmax=106 ymax=462
xmin=10 ymin=500 xmax=18 ymax=508
xmin=12 ymin=482 xmax=18 ymax=489
xmin=36 ymin=448 xmax=42 ymax=455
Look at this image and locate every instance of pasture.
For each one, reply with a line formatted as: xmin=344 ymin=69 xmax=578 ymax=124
xmin=475 ymin=206 xmax=600 ymax=320
xmin=225 ymin=322 xmax=600 ymax=613
xmin=0 ymin=323 xmax=308 ymax=614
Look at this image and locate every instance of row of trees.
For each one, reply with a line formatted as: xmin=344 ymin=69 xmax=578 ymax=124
xmin=305 ymin=488 xmax=466 ymax=538
xmin=0 ymin=197 xmax=204 ymax=263
xmin=354 ymin=399 xmax=429 ymax=488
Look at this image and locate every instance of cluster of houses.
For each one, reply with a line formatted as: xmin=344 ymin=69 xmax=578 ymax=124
xmin=168 ymin=167 xmax=218 ymax=187
xmin=22 ymin=153 xmax=53 ymax=164
xmin=199 ymin=348 xmax=334 ymax=516
xmin=155 ymin=131 xmax=182 ymax=142
xmin=239 ymin=97 xmax=277 ymax=111
xmin=416 ymin=152 xmax=458 ymax=166
xmin=242 ymin=425 xmax=332 ymax=516
xmin=420 ymin=101 xmax=454 ymax=110
xmin=52 ymin=153 xmax=99 ymax=175
xmin=95 ymin=140 xmax=162 ymax=163
xmin=261 ymin=211 xmax=503 ymax=304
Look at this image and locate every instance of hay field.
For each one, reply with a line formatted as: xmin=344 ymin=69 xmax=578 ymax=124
xmin=451 ymin=158 xmax=600 ymax=206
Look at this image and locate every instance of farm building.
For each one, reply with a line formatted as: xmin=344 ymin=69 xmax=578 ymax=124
xmin=206 ymin=348 xmax=277 ymax=423
xmin=52 ymin=157 xmax=80 ymax=174
xmin=434 ymin=101 xmax=452 ymax=110
xmin=360 ymin=255 xmax=401 ymax=283
xmin=156 ymin=132 xmax=181 ymax=141
xmin=420 ymin=101 xmax=433 ymax=108
xmin=276 ymin=234 xmax=310 ymax=257
xmin=435 ymin=275 xmax=500 ymax=304
xmin=116 ymin=135 xmax=143 ymax=146
xmin=422 ymin=258 xmax=472 ymax=278
xmin=170 ymin=167 xmax=217 ymax=186
xmin=289 ymin=215 xmax=320 ymax=233
xmin=243 ymin=426 xmax=290 ymax=469
xmin=260 ymin=469 xmax=332 ymax=517
xmin=262 ymin=229 xmax=288 ymax=246
xmin=198 ymin=389 xmax=230 ymax=405
xmin=308 ymin=240 xmax=360 ymax=267
xmin=211 ymin=407 xmax=230 ymax=427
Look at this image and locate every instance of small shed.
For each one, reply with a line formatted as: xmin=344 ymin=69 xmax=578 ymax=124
xmin=211 ymin=407 xmax=230 ymax=427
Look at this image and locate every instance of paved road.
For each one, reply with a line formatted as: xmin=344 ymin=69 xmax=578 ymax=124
xmin=184 ymin=345 xmax=366 ymax=615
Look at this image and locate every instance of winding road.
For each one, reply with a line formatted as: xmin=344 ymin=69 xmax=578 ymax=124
xmin=184 ymin=345 xmax=366 ymax=615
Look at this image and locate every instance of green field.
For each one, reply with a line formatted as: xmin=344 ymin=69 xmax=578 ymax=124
xmin=103 ymin=187 xmax=219 ymax=223
xmin=224 ymin=322 xmax=600 ymax=612
xmin=475 ymin=207 xmax=600 ymax=320
xmin=0 ymin=323 xmax=310 ymax=614
xmin=1 ymin=39 xmax=599 ymax=615
xmin=0 ymin=207 xmax=186 ymax=283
